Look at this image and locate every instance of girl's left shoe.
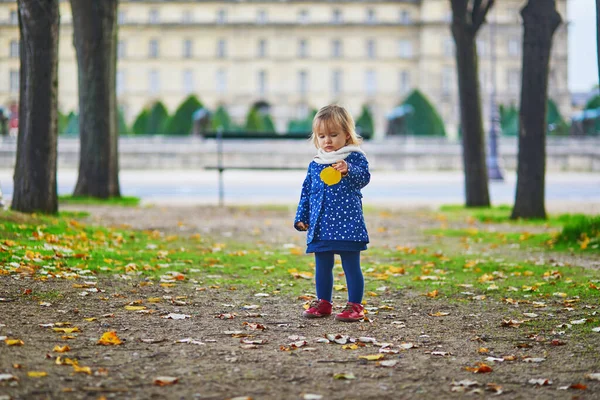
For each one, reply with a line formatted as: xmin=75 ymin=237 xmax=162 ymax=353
xmin=335 ymin=302 xmax=364 ymax=322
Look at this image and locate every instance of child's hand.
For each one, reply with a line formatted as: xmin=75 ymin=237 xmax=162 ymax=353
xmin=332 ymin=160 xmax=348 ymax=175
xmin=295 ymin=221 xmax=309 ymax=231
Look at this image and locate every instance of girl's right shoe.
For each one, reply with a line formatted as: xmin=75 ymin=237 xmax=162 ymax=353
xmin=335 ymin=302 xmax=364 ymax=322
xmin=302 ymin=299 xmax=332 ymax=318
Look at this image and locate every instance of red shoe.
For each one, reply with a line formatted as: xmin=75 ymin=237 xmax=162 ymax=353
xmin=302 ymin=299 xmax=332 ymax=318
xmin=335 ymin=302 xmax=364 ymax=322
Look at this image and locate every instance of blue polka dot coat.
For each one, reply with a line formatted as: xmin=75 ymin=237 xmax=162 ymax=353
xmin=294 ymin=151 xmax=370 ymax=245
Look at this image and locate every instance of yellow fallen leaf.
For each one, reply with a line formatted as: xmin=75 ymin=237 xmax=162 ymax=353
xmin=72 ymin=365 xmax=92 ymax=375
xmin=52 ymin=327 xmax=80 ymax=334
xmin=5 ymin=339 xmax=24 ymax=346
xmin=147 ymin=297 xmax=162 ymax=303
xmin=333 ymin=372 xmax=356 ymax=380
xmin=27 ymin=371 xmax=47 ymax=378
xmin=426 ymin=289 xmax=439 ymax=298
xmin=359 ymin=354 xmax=385 ymax=361
xmin=159 ymin=283 xmax=175 ymax=288
xmin=53 ymin=345 xmax=71 ymax=353
xmin=333 ymin=285 xmax=347 ymax=292
xmin=342 ymin=344 xmax=359 ymax=350
xmin=56 ymin=357 xmax=78 ymax=366
xmin=428 ymin=312 xmax=450 ymax=317
xmin=124 ymin=305 xmax=146 ymax=311
xmin=97 ymin=331 xmax=123 ymax=346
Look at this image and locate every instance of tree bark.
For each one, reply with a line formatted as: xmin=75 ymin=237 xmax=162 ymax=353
xmin=597 ymin=0 xmax=600 ymax=88
xmin=511 ymin=1 xmax=561 ymax=220
xmin=450 ymin=0 xmax=494 ymax=207
xmin=11 ymin=0 xmax=60 ymax=214
xmin=71 ymin=0 xmax=121 ymax=198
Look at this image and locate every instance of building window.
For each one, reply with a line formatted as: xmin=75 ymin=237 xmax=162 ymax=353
xmin=298 ymin=9 xmax=309 ymax=24
xmin=258 ymin=70 xmax=267 ymax=97
xmin=9 ymin=10 xmax=18 ymax=25
xmin=443 ymin=38 xmax=455 ymax=57
xmin=10 ymin=70 xmax=19 ymax=93
xmin=365 ymin=70 xmax=377 ymax=96
xmin=298 ymin=39 xmax=308 ymax=58
xmin=399 ymin=70 xmax=410 ymax=95
xmin=149 ymin=9 xmax=159 ymax=24
xmin=366 ymin=39 xmax=376 ymax=59
xmin=183 ymin=39 xmax=193 ymax=59
xmin=258 ymin=39 xmax=267 ymax=58
xmin=298 ymin=70 xmax=308 ymax=95
xmin=507 ymin=69 xmax=520 ymax=92
xmin=217 ymin=9 xmax=227 ymax=24
xmin=117 ymin=70 xmax=126 ymax=95
xmin=332 ymin=39 xmax=343 ymax=58
xmin=398 ymin=39 xmax=413 ymax=59
xmin=442 ymin=67 xmax=454 ymax=95
xmin=216 ymin=69 xmax=227 ymax=94
xmin=149 ymin=70 xmax=160 ymax=94
xmin=183 ymin=69 xmax=194 ymax=94
xmin=257 ymin=9 xmax=268 ymax=24
xmin=332 ymin=9 xmax=343 ymax=24
xmin=182 ymin=10 xmax=193 ymax=24
xmin=118 ymin=40 xmax=126 ymax=59
xmin=332 ymin=69 xmax=342 ymax=96
xmin=9 ymin=40 xmax=19 ymax=58
xmin=149 ymin=39 xmax=159 ymax=58
xmin=399 ymin=10 xmax=411 ymax=24
xmin=217 ymin=39 xmax=226 ymax=58
xmin=366 ymin=8 xmax=376 ymax=24
xmin=477 ymin=39 xmax=487 ymax=57
xmin=118 ymin=11 xmax=126 ymax=25
xmin=508 ymin=37 xmax=520 ymax=56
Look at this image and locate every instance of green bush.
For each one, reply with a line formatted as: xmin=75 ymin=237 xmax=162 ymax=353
xmin=288 ymin=109 xmax=317 ymax=133
xmin=499 ymin=104 xmax=519 ymax=137
xmin=401 ymin=90 xmax=446 ymax=136
xmin=118 ymin=108 xmax=130 ymax=135
xmin=355 ymin=105 xmax=374 ymax=137
xmin=58 ymin=111 xmax=70 ymax=135
xmin=500 ymin=99 xmax=569 ymax=136
xmin=147 ymin=101 xmax=169 ymax=134
xmin=245 ymin=106 xmax=276 ymax=133
xmin=211 ymin=105 xmax=232 ymax=131
xmin=585 ymin=95 xmax=600 ymax=110
xmin=132 ymin=109 xmax=149 ymax=135
xmin=558 ymin=215 xmax=600 ymax=249
xmin=165 ymin=95 xmax=203 ymax=135
xmin=64 ymin=112 xmax=80 ymax=135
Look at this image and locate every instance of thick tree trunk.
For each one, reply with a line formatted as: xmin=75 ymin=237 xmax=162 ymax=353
xmin=450 ymin=0 xmax=493 ymax=207
xmin=11 ymin=0 xmax=60 ymax=214
xmin=71 ymin=0 xmax=121 ymax=198
xmin=597 ymin=0 xmax=600 ymax=88
xmin=511 ymin=1 xmax=561 ymax=220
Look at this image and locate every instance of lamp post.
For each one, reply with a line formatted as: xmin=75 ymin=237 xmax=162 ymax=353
xmin=487 ymin=6 xmax=504 ymax=181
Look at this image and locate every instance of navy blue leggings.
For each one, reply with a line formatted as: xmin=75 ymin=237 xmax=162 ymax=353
xmin=314 ymin=251 xmax=364 ymax=304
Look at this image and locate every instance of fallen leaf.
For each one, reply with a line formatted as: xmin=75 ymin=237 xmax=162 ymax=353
xmin=97 ymin=331 xmax=123 ymax=346
xmin=162 ymin=313 xmax=190 ymax=320
xmin=333 ymin=373 xmax=356 ymax=380
xmin=154 ymin=376 xmax=178 ymax=386
xmin=5 ymin=339 xmax=24 ymax=346
xmin=523 ymin=357 xmax=545 ymax=363
xmin=302 ymin=395 xmax=323 ymax=400
xmin=0 ymin=373 xmax=18 ymax=381
xmin=53 ymin=345 xmax=70 ymax=353
xmin=124 ymin=305 xmax=146 ymax=311
xmin=72 ymin=365 xmax=92 ymax=375
xmin=529 ymin=378 xmax=552 ymax=386
xmin=428 ymin=312 xmax=450 ymax=317
xmin=342 ymin=344 xmax=359 ymax=350
xmin=431 ymin=351 xmax=450 ymax=356
xmin=466 ymin=363 xmax=493 ymax=373
xmin=52 ymin=327 xmax=80 ymax=334
xmin=359 ymin=354 xmax=384 ymax=361
xmin=378 ymin=360 xmax=398 ymax=367
xmin=585 ymin=373 xmax=600 ymax=381
xmin=27 ymin=371 xmax=47 ymax=378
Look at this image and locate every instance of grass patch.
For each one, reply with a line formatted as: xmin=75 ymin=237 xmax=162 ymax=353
xmin=2 ymin=210 xmax=599 ymax=303
xmin=58 ymin=195 xmax=140 ymax=207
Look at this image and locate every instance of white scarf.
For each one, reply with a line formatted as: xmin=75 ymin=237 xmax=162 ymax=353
xmin=313 ymin=145 xmax=366 ymax=165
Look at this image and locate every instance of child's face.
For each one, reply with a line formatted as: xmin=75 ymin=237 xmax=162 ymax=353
xmin=315 ymin=124 xmax=349 ymax=152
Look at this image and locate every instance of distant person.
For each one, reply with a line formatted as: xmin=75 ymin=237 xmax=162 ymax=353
xmin=294 ymin=104 xmax=370 ymax=322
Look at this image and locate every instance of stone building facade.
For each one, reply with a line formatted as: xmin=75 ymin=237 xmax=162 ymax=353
xmin=0 ymin=0 xmax=569 ymax=138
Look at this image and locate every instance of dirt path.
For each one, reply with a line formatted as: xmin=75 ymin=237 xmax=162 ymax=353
xmin=1 ymin=205 xmax=599 ymax=400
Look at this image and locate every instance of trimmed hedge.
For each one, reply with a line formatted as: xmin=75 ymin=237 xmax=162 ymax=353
xmin=401 ymin=90 xmax=446 ymax=136
xmin=355 ymin=105 xmax=374 ymax=137
xmin=165 ymin=95 xmax=203 ymax=135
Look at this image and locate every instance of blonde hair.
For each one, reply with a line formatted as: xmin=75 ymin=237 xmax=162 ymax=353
xmin=310 ymin=104 xmax=362 ymax=148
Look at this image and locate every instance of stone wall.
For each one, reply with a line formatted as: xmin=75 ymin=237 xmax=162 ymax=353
xmin=1 ymin=136 xmax=599 ymax=171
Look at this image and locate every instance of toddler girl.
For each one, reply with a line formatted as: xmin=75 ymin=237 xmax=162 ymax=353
xmin=294 ymin=104 xmax=370 ymax=322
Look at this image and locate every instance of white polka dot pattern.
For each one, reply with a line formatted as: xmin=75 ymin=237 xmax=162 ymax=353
xmin=294 ymin=152 xmax=370 ymax=245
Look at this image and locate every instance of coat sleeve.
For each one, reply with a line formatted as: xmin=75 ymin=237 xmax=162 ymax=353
xmin=294 ymin=165 xmax=312 ymax=230
xmin=345 ymin=153 xmax=370 ymax=190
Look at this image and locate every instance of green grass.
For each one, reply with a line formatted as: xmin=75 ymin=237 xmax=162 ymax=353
xmin=2 ymin=210 xmax=599 ymax=303
xmin=58 ymin=195 xmax=140 ymax=207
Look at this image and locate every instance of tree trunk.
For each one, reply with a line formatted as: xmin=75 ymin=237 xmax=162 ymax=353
xmin=597 ymin=0 xmax=600 ymax=88
xmin=11 ymin=0 xmax=60 ymax=214
xmin=450 ymin=0 xmax=494 ymax=207
xmin=511 ymin=1 xmax=561 ymax=220
xmin=71 ymin=0 xmax=121 ymax=198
